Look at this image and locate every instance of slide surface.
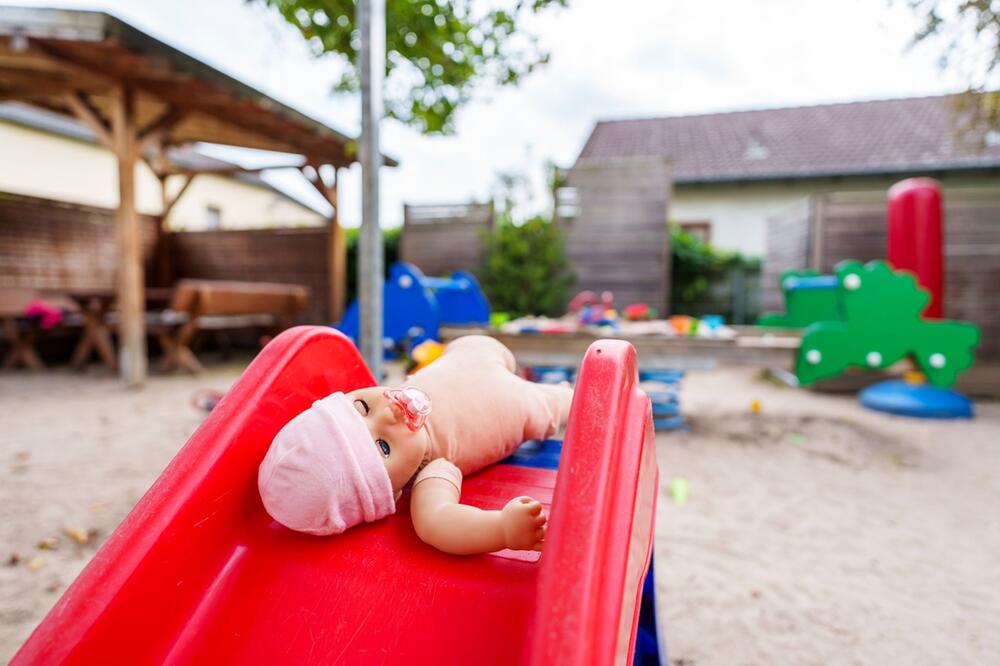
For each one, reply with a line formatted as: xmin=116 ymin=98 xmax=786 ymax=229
xmin=13 ymin=327 xmax=656 ymax=666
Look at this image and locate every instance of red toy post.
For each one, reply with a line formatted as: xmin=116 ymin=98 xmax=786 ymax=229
xmin=887 ymin=178 xmax=944 ymax=318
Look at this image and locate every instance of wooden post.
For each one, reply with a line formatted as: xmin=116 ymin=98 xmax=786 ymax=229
xmin=112 ymin=86 xmax=147 ymax=386
xmin=301 ymin=164 xmax=346 ymax=322
xmin=328 ymin=169 xmax=346 ymax=322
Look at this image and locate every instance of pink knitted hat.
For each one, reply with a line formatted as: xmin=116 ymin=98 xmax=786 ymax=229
xmin=258 ymin=392 xmax=395 ymax=535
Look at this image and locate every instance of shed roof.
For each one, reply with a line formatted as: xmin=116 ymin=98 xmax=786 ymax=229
xmin=577 ymin=94 xmax=1000 ymax=184
xmin=0 ymin=6 xmax=396 ymax=167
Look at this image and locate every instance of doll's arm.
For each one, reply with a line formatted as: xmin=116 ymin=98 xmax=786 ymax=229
xmin=410 ymin=465 xmax=546 ymax=555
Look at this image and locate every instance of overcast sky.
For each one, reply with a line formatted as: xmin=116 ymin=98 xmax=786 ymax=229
xmin=4 ymin=0 xmax=974 ymax=226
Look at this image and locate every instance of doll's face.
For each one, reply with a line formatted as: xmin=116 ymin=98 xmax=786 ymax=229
xmin=347 ymin=386 xmax=430 ymax=492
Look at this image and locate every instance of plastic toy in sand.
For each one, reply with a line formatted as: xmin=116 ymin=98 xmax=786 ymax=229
xmin=337 ymin=262 xmax=490 ymax=355
xmin=757 ymin=270 xmax=842 ymax=329
xmin=796 ymin=260 xmax=980 ymax=389
xmin=623 ymin=303 xmax=658 ymax=321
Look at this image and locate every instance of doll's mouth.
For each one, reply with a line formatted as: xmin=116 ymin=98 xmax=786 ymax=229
xmin=383 ymin=387 xmax=432 ymax=431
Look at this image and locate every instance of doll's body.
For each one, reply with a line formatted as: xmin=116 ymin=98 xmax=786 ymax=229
xmin=258 ymin=336 xmax=573 ymax=555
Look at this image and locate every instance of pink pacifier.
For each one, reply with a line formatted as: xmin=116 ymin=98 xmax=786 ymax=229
xmin=383 ymin=386 xmax=432 ymax=432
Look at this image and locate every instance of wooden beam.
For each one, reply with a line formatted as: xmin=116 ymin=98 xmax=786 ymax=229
xmin=300 ymin=164 xmax=336 ymax=206
xmin=162 ymin=173 xmax=195 ymax=220
xmin=164 ymin=163 xmax=303 ymax=177
xmin=63 ymin=91 xmax=114 ymax=151
xmin=137 ymin=106 xmax=186 ymax=156
xmin=327 ymin=168 xmax=345 ymax=321
xmin=112 ymin=85 xmax=147 ymax=386
xmin=299 ymin=163 xmax=343 ymax=320
xmin=20 ymin=42 xmax=118 ymax=88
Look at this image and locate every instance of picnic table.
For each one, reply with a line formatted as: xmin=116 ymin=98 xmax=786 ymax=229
xmin=2 ymin=282 xmax=308 ymax=373
xmin=151 ymin=280 xmax=309 ymax=373
xmin=49 ymin=288 xmax=174 ymax=372
xmin=0 ymin=289 xmax=80 ymax=370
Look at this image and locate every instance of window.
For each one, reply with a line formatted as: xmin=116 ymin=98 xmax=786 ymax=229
xmin=679 ymin=221 xmax=711 ymax=244
xmin=205 ymin=205 xmax=222 ymax=230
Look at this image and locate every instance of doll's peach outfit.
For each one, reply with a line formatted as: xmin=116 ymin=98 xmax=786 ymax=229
xmin=407 ymin=335 xmax=569 ymax=491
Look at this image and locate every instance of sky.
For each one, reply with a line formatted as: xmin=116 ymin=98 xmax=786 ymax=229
xmin=2 ymin=0 xmax=975 ymax=226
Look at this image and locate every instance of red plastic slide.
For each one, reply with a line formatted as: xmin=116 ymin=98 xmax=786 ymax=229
xmin=13 ymin=327 xmax=657 ymax=665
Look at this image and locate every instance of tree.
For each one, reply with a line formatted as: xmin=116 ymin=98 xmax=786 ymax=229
xmin=255 ymin=0 xmax=568 ymax=134
xmin=904 ymin=1 xmax=1000 ymax=134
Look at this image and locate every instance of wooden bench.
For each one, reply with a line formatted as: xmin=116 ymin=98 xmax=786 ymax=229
xmin=152 ymin=280 xmax=309 ymax=373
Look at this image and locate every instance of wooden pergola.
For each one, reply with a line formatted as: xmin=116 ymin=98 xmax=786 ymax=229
xmin=0 ymin=6 xmax=396 ymax=386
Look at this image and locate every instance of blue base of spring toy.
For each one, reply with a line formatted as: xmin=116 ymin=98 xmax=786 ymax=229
xmin=859 ymin=380 xmax=974 ymax=419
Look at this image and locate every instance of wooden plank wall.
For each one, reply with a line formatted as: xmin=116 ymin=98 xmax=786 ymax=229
xmin=760 ymin=198 xmax=812 ymax=314
xmin=400 ymin=202 xmax=493 ymax=277
xmin=560 ymin=158 xmax=672 ymax=311
xmin=763 ymin=189 xmax=1000 ymax=359
xmin=0 ymin=191 xmax=157 ymax=290
xmin=170 ymin=228 xmax=328 ymax=324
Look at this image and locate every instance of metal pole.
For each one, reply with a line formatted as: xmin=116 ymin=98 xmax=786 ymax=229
xmin=357 ymin=0 xmax=384 ymax=378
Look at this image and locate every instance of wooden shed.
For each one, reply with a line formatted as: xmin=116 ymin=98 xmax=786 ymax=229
xmin=763 ymin=188 xmax=1000 ymax=359
xmin=0 ymin=6 xmax=395 ymax=385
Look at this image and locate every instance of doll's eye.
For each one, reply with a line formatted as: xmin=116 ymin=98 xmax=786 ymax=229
xmin=376 ymin=438 xmax=391 ymax=457
xmin=353 ymin=399 xmax=370 ymax=415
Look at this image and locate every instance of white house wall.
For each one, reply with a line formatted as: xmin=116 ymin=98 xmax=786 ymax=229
xmin=165 ymin=174 xmax=324 ymax=230
xmin=671 ymin=176 xmax=1000 ymax=257
xmin=0 ymin=120 xmax=325 ymax=229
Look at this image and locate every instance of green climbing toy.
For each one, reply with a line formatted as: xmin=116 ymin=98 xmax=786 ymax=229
xmin=757 ymin=270 xmax=842 ymax=328
xmin=796 ymin=260 xmax=980 ymax=387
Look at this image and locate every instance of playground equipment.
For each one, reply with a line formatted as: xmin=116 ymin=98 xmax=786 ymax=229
xmin=337 ymin=262 xmax=490 ymax=353
xmin=765 ymin=179 xmax=980 ymax=418
xmin=12 ymin=327 xmax=662 ymax=666
xmin=757 ymin=270 xmax=841 ymax=329
xmin=795 ymin=260 xmax=979 ymax=388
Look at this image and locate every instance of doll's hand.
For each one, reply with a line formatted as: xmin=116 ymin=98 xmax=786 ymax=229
xmin=501 ymin=496 xmax=547 ymax=551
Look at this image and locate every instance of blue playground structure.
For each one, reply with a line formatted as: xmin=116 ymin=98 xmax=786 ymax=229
xmin=337 ymin=262 xmax=491 ymax=354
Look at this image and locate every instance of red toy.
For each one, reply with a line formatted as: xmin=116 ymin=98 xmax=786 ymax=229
xmin=887 ymin=178 xmax=944 ymax=319
xmin=12 ymin=327 xmax=657 ymax=666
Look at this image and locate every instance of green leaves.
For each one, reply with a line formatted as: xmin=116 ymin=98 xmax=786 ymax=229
xmin=256 ymin=0 xmax=568 ymax=134
xmin=476 ymin=216 xmax=574 ymax=317
xmin=669 ymin=223 xmax=758 ymax=311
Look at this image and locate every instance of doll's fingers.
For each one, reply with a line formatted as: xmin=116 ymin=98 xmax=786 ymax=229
xmin=534 ymin=513 xmax=546 ymax=526
xmin=532 ymin=542 xmax=544 ymax=552
xmin=535 ymin=527 xmax=546 ymax=539
xmin=518 ymin=496 xmax=532 ymax=504
xmin=527 ymin=502 xmax=542 ymax=516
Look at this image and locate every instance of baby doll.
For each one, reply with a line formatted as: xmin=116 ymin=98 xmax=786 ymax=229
xmin=258 ymin=335 xmax=574 ymax=555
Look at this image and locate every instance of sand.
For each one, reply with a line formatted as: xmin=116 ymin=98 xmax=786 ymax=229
xmin=2 ymin=362 xmax=998 ymax=664
xmin=657 ymin=368 xmax=1000 ymax=665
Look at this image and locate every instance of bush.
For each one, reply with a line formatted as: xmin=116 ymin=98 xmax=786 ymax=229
xmin=476 ymin=216 xmax=574 ymax=318
xmin=670 ymin=224 xmax=760 ymax=319
xmin=344 ymin=226 xmax=401 ymax=304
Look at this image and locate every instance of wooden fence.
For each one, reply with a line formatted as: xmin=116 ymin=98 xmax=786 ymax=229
xmin=400 ymin=202 xmax=493 ymax=277
xmin=0 ymin=191 xmax=157 ymax=290
xmin=0 ymin=192 xmax=332 ymax=323
xmin=558 ymin=158 xmax=672 ymax=311
xmin=170 ymin=228 xmax=330 ymax=324
xmin=762 ymin=189 xmax=1000 ymax=358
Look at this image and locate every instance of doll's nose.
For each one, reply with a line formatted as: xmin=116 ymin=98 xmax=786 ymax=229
xmin=384 ymin=401 xmax=403 ymax=425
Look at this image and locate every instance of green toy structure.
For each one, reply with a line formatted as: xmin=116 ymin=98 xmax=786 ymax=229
xmin=757 ymin=270 xmax=842 ymax=328
xmin=796 ymin=260 xmax=980 ymax=387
